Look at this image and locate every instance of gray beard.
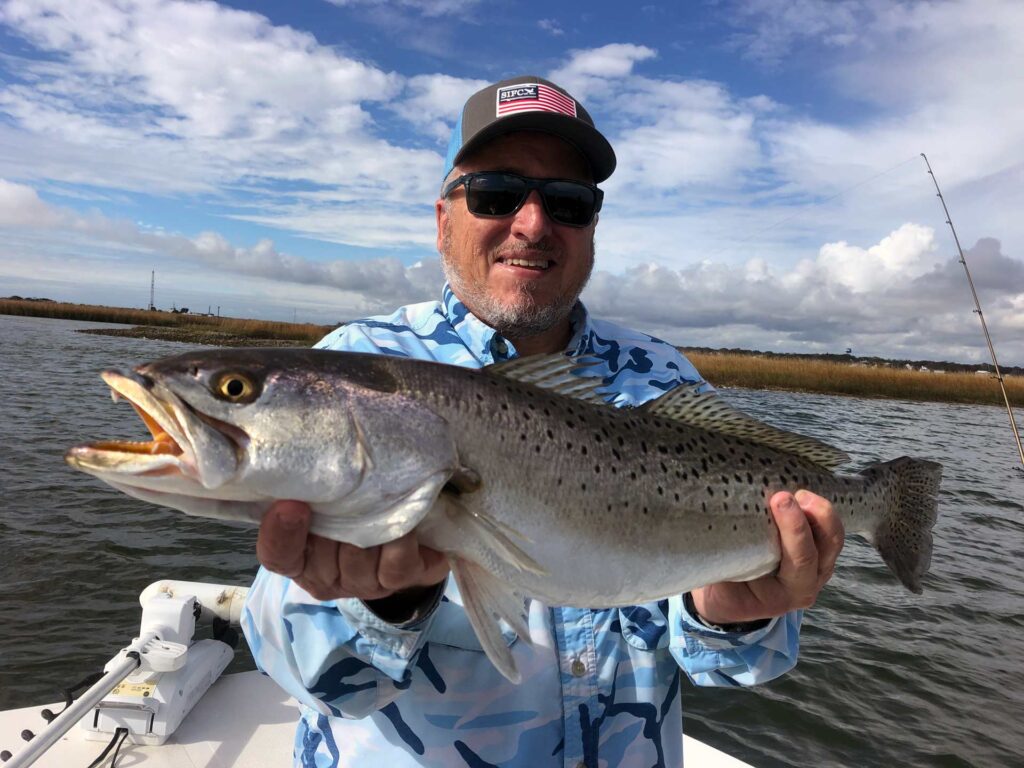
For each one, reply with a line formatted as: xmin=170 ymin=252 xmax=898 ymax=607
xmin=440 ymin=224 xmax=594 ymax=339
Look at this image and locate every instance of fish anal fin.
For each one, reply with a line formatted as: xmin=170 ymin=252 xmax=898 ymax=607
xmin=450 ymin=556 xmax=530 ymax=683
xmin=642 ymin=386 xmax=850 ymax=469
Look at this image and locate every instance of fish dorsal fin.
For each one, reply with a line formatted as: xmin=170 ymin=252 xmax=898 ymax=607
xmin=641 ymin=384 xmax=850 ymax=469
xmin=487 ymin=354 xmax=610 ymax=405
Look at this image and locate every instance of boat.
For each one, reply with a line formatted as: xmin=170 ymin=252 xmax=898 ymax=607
xmin=0 ymin=580 xmax=755 ymax=767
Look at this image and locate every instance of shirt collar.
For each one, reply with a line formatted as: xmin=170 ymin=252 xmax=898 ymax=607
xmin=440 ymin=283 xmax=593 ymax=364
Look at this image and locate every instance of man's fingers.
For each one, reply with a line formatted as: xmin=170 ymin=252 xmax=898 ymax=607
xmin=795 ymin=489 xmax=845 ymax=583
xmin=305 ymin=534 xmax=341 ymax=591
xmin=770 ymin=491 xmax=819 ymax=605
xmin=377 ymin=533 xmax=424 ymax=591
xmin=256 ymin=500 xmax=311 ymax=577
xmin=337 ymin=542 xmax=388 ymax=599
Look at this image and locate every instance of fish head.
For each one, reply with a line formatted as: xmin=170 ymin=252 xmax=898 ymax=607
xmin=64 ymin=348 xmax=407 ymax=507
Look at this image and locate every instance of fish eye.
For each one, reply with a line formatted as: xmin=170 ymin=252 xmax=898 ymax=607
xmin=214 ymin=372 xmax=258 ymax=402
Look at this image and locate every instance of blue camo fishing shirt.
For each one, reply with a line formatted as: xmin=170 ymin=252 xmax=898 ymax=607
xmin=242 ymin=284 xmax=803 ymax=768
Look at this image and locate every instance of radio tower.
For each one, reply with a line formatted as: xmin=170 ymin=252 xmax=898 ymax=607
xmin=149 ymin=270 xmax=155 ymax=311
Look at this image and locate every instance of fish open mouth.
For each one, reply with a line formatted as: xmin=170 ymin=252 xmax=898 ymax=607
xmin=65 ymin=369 xmax=196 ymax=477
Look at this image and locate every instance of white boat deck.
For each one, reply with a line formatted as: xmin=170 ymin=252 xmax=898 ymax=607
xmin=0 ymin=671 xmax=753 ymax=767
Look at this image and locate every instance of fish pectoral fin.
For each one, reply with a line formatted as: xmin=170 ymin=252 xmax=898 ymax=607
xmin=442 ymin=496 xmax=545 ymax=575
xmin=309 ymin=471 xmax=449 ymax=548
xmin=641 ymin=385 xmax=850 ymax=469
xmin=450 ymin=556 xmax=530 ymax=684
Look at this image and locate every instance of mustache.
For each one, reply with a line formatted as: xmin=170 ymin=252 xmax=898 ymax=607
xmin=494 ymin=240 xmax=559 ymax=260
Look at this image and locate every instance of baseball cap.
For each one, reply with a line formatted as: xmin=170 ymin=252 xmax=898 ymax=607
xmin=443 ymin=75 xmax=616 ymax=183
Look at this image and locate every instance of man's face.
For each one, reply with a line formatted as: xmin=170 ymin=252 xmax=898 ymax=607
xmin=435 ymin=131 xmax=597 ymax=339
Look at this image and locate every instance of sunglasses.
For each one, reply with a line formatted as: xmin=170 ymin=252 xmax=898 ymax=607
xmin=442 ymin=172 xmax=603 ymax=228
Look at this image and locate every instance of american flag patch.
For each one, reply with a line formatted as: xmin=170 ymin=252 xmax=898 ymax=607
xmin=496 ymin=83 xmax=577 ymax=118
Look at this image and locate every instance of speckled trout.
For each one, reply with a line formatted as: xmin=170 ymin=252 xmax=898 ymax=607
xmin=66 ymin=348 xmax=942 ymax=682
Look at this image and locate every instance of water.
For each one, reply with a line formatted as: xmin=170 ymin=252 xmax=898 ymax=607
xmin=1 ymin=314 xmax=1022 ymax=767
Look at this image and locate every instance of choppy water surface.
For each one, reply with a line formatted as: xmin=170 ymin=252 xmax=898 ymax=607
xmin=1 ymin=315 xmax=1022 ymax=767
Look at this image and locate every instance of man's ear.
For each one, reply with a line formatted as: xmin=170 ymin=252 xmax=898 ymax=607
xmin=435 ymin=197 xmax=447 ymax=254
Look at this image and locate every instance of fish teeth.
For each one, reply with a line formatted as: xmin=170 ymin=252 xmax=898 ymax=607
xmin=505 ymin=258 xmax=550 ymax=269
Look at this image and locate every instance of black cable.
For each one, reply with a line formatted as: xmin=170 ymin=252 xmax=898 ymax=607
xmin=48 ymin=671 xmax=106 ymax=718
xmin=86 ymin=727 xmax=128 ymax=768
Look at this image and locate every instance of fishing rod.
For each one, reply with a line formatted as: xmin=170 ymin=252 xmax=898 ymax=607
xmin=920 ymin=153 xmax=1024 ymax=469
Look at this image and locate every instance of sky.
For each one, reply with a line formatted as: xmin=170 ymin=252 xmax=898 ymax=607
xmin=0 ymin=0 xmax=1022 ymax=366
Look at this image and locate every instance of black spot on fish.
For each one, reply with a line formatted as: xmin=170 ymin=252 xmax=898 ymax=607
xmin=594 ymin=464 xmax=601 ymax=474
xmin=746 ymin=472 xmax=754 ymax=484
xmin=658 ymin=445 xmax=668 ymax=455
xmin=732 ymin=524 xmax=738 ymax=531
xmin=706 ymin=487 xmax=714 ymax=497
xmin=701 ymin=458 xmax=708 ymax=472
xmin=674 ymin=492 xmax=680 ymax=502
xmin=657 ymin=486 xmax=664 ymax=495
xmin=581 ymin=446 xmax=588 ymax=456
xmin=612 ymin=449 xmax=621 ymax=461
xmin=501 ymin=403 xmax=508 ymax=411
xmin=581 ymin=483 xmax=587 ymax=491
xmin=547 ymin=429 xmax=554 ymax=439
xmin=641 ymin=441 xmax=648 ymax=454
xmin=630 ymin=471 xmax=637 ymax=481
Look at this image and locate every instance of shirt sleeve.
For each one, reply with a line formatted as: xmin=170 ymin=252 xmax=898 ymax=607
xmin=670 ymin=596 xmax=802 ymax=686
xmin=241 ymin=567 xmax=442 ymax=718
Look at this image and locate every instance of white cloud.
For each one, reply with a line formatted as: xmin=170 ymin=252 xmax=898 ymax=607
xmin=584 ymin=226 xmax=1024 ymax=363
xmin=0 ymin=179 xmax=65 ymax=227
xmin=6 ymin=179 xmax=1019 ymax=363
xmin=538 ymin=19 xmax=564 ymax=37
xmin=390 ymin=74 xmax=488 ymax=144
xmin=324 ymin=0 xmax=480 ymax=17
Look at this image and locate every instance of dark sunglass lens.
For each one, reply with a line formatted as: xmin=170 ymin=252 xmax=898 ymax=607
xmin=466 ymin=174 xmax=527 ymax=217
xmin=543 ymin=182 xmax=595 ymax=226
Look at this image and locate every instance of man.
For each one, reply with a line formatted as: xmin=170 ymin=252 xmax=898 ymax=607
xmin=242 ymin=75 xmax=844 ymax=767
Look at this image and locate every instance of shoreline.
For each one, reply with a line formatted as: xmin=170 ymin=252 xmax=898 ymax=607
xmin=4 ymin=300 xmax=1021 ymax=407
xmin=77 ymin=325 xmax=1024 ymax=409
xmin=78 ymin=326 xmax=306 ymax=347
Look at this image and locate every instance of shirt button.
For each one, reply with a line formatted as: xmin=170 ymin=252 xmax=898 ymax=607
xmin=571 ymin=659 xmax=586 ymax=677
xmin=493 ymin=337 xmax=508 ymax=356
xmin=576 ymin=762 xmax=587 ymax=768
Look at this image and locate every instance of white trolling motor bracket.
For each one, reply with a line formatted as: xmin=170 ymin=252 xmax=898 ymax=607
xmin=80 ymin=582 xmax=239 ymax=746
xmin=2 ymin=581 xmax=249 ymax=768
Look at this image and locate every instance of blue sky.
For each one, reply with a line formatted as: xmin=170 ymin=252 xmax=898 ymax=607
xmin=1 ymin=0 xmax=1022 ymax=365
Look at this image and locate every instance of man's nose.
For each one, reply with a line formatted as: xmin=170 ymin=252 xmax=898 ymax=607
xmin=510 ymin=190 xmax=552 ymax=242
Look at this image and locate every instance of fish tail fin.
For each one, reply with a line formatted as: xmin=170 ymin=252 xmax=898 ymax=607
xmin=862 ymin=456 xmax=943 ymax=594
xmin=449 ymin=557 xmax=530 ymax=684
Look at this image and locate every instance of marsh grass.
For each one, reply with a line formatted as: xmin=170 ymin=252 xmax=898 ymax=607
xmin=687 ymin=351 xmax=1024 ymax=407
xmin=5 ymin=299 xmax=1021 ymax=405
xmin=1 ymin=299 xmax=329 ymax=342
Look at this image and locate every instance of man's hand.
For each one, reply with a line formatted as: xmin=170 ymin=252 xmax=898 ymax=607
xmin=691 ymin=490 xmax=844 ymax=626
xmin=256 ymin=500 xmax=450 ymax=602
